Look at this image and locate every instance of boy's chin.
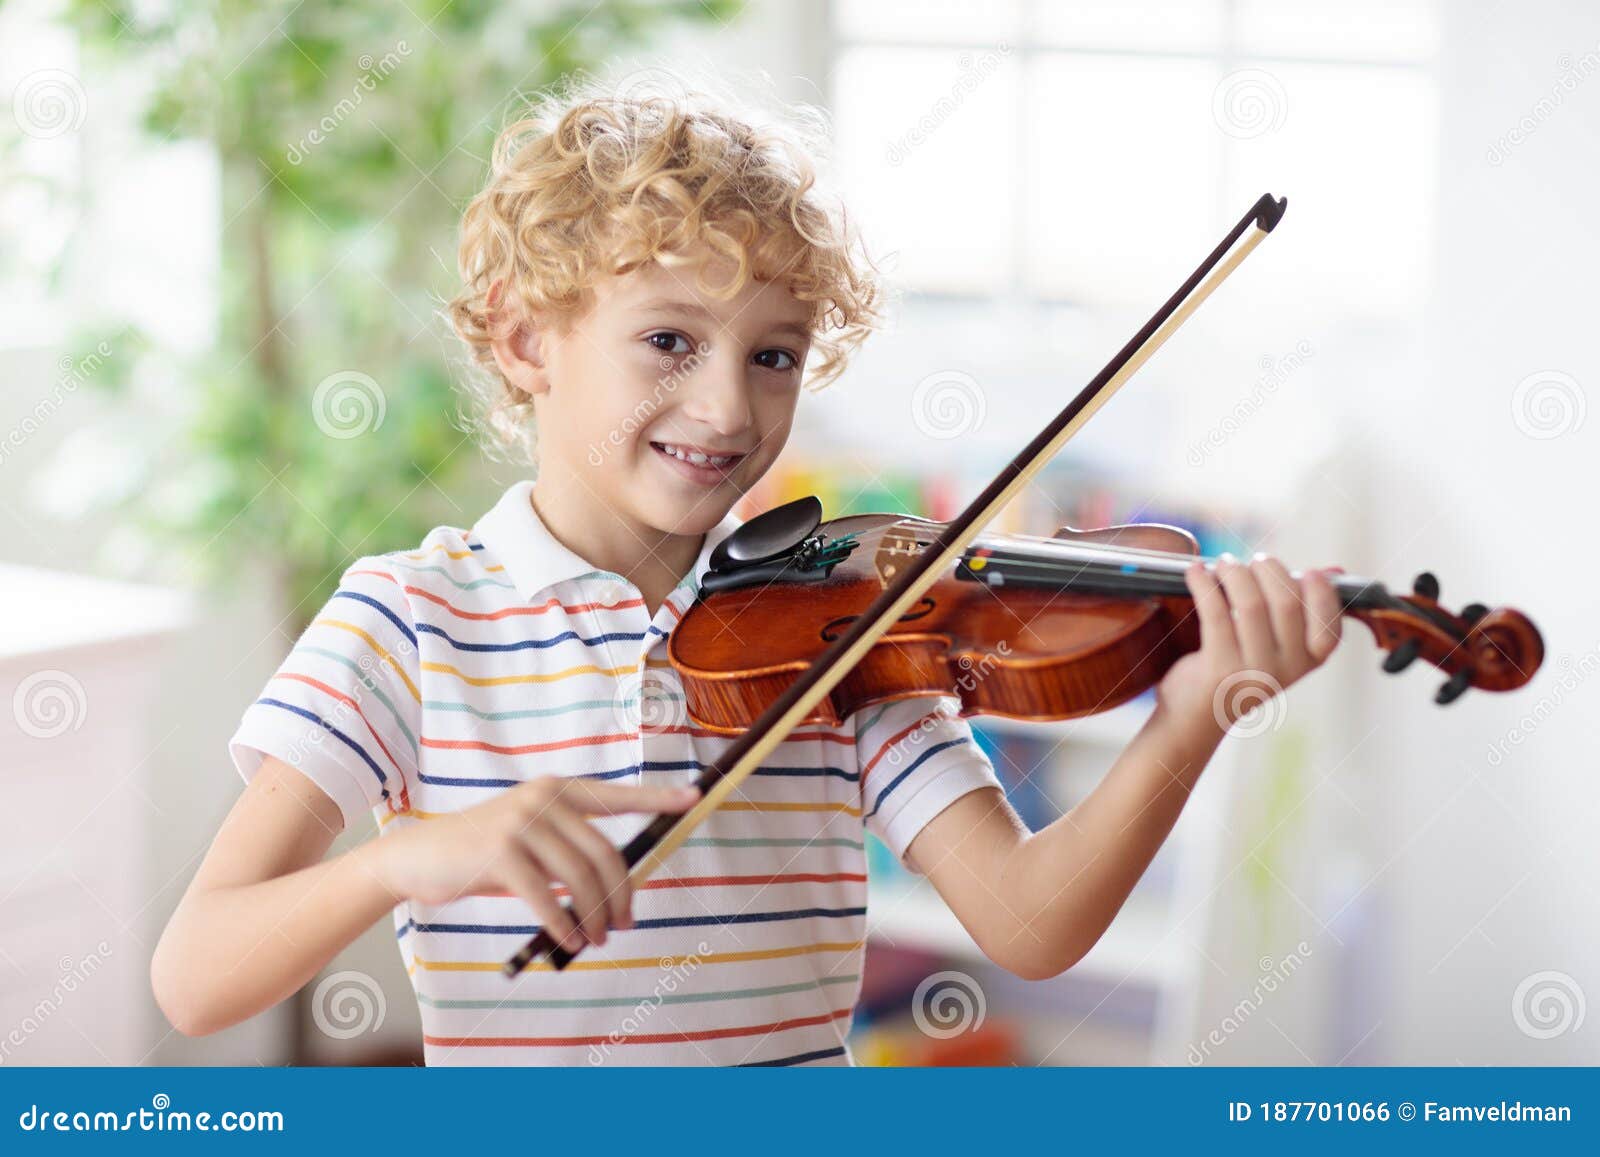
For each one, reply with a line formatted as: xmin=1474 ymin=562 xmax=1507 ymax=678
xmin=635 ymin=495 xmax=737 ymax=538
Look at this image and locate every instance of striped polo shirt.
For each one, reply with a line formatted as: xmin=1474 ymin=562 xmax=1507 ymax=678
xmin=228 ymin=479 xmax=1001 ymax=1066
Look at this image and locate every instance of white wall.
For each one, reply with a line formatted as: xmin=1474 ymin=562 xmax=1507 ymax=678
xmin=1372 ymin=0 xmax=1600 ymax=1063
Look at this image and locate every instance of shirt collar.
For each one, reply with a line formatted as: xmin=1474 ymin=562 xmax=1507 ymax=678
xmin=472 ymin=479 xmax=744 ymax=603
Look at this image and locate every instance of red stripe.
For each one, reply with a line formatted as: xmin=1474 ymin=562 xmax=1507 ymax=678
xmin=424 ymin=1007 xmax=850 ymax=1048
xmin=859 ymin=715 xmax=940 ymax=776
xmin=423 ymin=731 xmax=635 ymax=755
xmin=347 ymin=570 xmax=646 ymax=620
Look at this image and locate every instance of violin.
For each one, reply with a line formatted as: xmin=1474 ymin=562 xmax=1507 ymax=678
xmin=667 ymin=497 xmax=1542 ymax=730
xmin=504 ymin=193 xmax=1544 ymax=976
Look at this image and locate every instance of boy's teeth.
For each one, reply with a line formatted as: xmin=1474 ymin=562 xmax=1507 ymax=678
xmin=658 ymin=443 xmax=735 ymax=467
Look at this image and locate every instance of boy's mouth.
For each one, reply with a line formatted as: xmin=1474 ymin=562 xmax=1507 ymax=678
xmin=649 ymin=440 xmax=746 ymax=486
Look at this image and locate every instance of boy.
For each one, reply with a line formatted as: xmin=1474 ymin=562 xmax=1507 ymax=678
xmin=152 ymin=80 xmax=1343 ymax=1066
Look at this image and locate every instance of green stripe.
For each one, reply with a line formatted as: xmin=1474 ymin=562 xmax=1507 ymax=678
xmin=301 ymin=646 xmax=419 ymax=757
xmin=416 ymin=974 xmax=860 ymax=1011
xmin=858 ymin=703 xmax=892 ymax=733
xmin=385 ymin=559 xmax=515 ymax=590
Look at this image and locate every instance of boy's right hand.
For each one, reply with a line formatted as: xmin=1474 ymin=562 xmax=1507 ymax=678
xmin=374 ymin=777 xmax=701 ymax=953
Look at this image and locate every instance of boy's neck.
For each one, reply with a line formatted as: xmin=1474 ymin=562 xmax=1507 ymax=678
xmin=528 ymin=475 xmax=703 ymax=615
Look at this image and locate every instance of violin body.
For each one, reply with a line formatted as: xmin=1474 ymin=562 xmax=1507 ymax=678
xmin=668 ymin=499 xmax=1545 ymax=733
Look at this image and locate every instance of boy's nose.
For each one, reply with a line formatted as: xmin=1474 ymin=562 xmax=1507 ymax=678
xmin=681 ymin=359 xmax=753 ymax=436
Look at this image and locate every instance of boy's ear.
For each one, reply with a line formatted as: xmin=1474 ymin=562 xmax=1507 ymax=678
xmin=486 ymin=279 xmax=551 ymax=399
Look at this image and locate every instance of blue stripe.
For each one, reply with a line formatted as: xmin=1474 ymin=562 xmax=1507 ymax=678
xmin=400 ymin=906 xmax=865 ymax=937
xmin=864 ymin=737 xmax=969 ymax=819
xmin=331 ymin=590 xmax=417 ymax=648
xmin=416 ymin=622 xmax=645 ymax=652
xmin=738 ymin=1046 xmax=848 ymax=1067
xmin=257 ymin=698 xmax=391 ymax=799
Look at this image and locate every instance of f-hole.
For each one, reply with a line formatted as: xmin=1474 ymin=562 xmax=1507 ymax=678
xmin=820 ymin=597 xmax=937 ymax=642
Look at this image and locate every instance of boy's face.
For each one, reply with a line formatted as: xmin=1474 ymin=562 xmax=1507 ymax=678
xmin=499 ymin=251 xmax=812 ymax=537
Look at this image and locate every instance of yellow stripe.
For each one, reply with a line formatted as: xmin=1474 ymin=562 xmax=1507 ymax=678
xmin=399 ymin=544 xmax=502 ymax=566
xmin=721 ymin=800 xmax=863 ymax=817
xmin=317 ymin=619 xmax=422 ymax=701
xmin=422 ymin=660 xmax=635 ymax=687
xmin=413 ymin=941 xmax=863 ymax=973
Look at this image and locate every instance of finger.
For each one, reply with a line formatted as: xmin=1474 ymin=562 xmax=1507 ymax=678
xmin=550 ymin=808 xmax=635 ymax=933
xmin=1217 ymin=555 xmax=1275 ymax=666
xmin=1302 ymin=568 xmax=1345 ymax=662
xmin=527 ymin=824 xmax=612 ymax=947
xmin=1186 ymin=559 xmax=1238 ymax=659
xmin=1254 ymin=555 xmax=1311 ymax=670
xmin=559 ymin=778 xmax=702 ymax=818
xmin=497 ymin=846 xmax=582 ymax=954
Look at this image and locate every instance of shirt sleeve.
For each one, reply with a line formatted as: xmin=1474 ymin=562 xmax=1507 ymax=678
xmin=227 ymin=555 xmax=421 ymax=832
xmin=854 ymin=694 xmax=1002 ymax=872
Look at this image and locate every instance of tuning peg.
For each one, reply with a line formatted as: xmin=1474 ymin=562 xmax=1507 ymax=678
xmin=1460 ymin=602 xmax=1488 ymax=625
xmin=1412 ymin=571 xmax=1440 ymax=601
xmin=1382 ymin=638 xmax=1421 ymax=673
xmin=1436 ymin=667 xmax=1473 ymax=705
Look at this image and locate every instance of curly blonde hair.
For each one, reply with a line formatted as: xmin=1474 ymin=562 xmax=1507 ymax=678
xmin=445 ymin=73 xmax=885 ymax=466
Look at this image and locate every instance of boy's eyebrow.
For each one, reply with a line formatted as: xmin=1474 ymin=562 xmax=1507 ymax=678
xmin=633 ymin=297 xmax=812 ymax=341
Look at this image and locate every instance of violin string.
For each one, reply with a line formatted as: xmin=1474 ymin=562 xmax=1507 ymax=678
xmin=902 ymin=533 xmax=1373 ymax=601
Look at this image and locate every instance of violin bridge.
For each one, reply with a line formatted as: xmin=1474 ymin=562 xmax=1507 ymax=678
xmin=872 ymin=527 xmax=924 ymax=588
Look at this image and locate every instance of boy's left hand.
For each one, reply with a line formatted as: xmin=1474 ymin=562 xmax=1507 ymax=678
xmin=1157 ymin=553 xmax=1345 ymax=736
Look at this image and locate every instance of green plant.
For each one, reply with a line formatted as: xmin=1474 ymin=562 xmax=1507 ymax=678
xmin=44 ymin=0 xmax=740 ymax=624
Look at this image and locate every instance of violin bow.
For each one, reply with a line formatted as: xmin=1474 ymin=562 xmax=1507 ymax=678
xmin=504 ymin=192 xmax=1289 ymax=975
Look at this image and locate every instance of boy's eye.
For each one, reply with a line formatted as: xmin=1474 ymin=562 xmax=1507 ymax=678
xmin=645 ymin=331 xmax=691 ymax=356
xmin=754 ymin=348 xmax=798 ymax=372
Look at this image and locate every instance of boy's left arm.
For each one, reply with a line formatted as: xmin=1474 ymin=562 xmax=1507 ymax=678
xmin=904 ymin=554 xmax=1345 ymax=980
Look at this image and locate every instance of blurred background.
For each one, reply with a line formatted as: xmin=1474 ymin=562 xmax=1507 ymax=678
xmin=0 ymin=0 xmax=1594 ymax=1066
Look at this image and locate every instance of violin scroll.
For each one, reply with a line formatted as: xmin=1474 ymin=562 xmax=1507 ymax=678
xmin=1353 ymin=570 xmax=1544 ymax=705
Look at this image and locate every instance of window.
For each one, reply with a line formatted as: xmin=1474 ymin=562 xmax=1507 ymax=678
xmin=830 ymin=0 xmax=1438 ymax=313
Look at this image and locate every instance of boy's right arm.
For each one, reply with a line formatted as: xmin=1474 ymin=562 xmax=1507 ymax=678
xmin=151 ymin=757 xmax=700 ymax=1037
xmin=151 ymin=755 xmax=402 ymax=1037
